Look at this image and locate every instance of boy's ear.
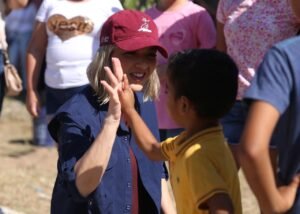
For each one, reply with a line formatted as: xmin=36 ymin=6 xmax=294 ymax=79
xmin=179 ymin=96 xmax=190 ymax=114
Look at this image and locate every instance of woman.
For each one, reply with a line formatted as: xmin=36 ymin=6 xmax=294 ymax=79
xmin=216 ymin=0 xmax=300 ymax=168
xmin=26 ymin=0 xmax=123 ymax=145
xmin=48 ymin=10 xmax=175 ymax=214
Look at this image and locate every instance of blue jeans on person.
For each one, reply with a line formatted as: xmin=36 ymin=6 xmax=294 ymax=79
xmin=0 ymin=50 xmax=4 ymax=114
xmin=33 ymin=85 xmax=87 ymax=147
xmin=221 ymin=101 xmax=276 ymax=147
xmin=33 ymin=105 xmax=53 ymax=147
xmin=6 ymin=31 xmax=32 ymax=89
xmin=220 ymin=101 xmax=248 ymax=145
xmin=46 ymin=85 xmax=88 ymax=115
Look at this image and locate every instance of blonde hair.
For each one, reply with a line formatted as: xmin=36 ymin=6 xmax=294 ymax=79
xmin=86 ymin=45 xmax=160 ymax=104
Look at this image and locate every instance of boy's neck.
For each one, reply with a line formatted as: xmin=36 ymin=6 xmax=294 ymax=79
xmin=184 ymin=119 xmax=219 ymax=140
xmin=156 ymin=0 xmax=188 ymax=12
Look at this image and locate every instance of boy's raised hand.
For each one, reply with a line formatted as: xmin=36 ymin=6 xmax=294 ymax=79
xmin=118 ymin=73 xmax=135 ymax=117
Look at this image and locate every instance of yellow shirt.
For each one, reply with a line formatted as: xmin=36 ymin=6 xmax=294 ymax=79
xmin=161 ymin=126 xmax=242 ymax=214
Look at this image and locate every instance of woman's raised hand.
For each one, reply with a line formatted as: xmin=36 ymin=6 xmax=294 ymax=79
xmin=100 ymin=58 xmax=124 ymax=123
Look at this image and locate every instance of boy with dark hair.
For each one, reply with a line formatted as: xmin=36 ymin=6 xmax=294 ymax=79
xmin=117 ymin=49 xmax=242 ymax=214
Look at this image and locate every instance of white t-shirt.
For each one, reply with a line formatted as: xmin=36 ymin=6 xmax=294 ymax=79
xmin=0 ymin=14 xmax=6 ymax=50
xmin=36 ymin=0 xmax=122 ymax=89
xmin=0 ymin=0 xmax=7 ymax=50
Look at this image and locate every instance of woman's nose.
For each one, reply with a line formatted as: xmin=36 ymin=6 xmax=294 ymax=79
xmin=135 ymin=61 xmax=148 ymax=70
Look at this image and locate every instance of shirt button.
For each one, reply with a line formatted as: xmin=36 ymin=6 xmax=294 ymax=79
xmin=124 ymin=136 xmax=128 ymax=141
xmin=127 ymin=182 xmax=131 ymax=188
xmin=127 ymin=158 xmax=130 ymax=163
xmin=88 ymin=199 xmax=93 ymax=206
xmin=126 ymin=205 xmax=131 ymax=210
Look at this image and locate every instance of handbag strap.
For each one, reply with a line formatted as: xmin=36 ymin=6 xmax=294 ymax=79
xmin=1 ymin=49 xmax=10 ymax=65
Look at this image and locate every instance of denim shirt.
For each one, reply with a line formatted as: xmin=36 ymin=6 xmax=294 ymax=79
xmin=48 ymin=86 xmax=166 ymax=214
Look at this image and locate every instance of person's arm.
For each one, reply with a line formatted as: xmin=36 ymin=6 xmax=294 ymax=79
xmin=216 ymin=21 xmax=227 ymax=52
xmin=26 ymin=21 xmax=47 ymax=117
xmin=74 ymin=64 xmax=122 ymax=197
xmin=204 ymin=193 xmax=234 ymax=214
xmin=118 ymin=74 xmax=166 ymax=161
xmin=161 ymin=178 xmax=177 ymax=214
xmin=239 ymin=101 xmax=300 ymax=213
xmin=290 ymin=0 xmax=300 ymax=19
xmin=6 ymin=0 xmax=28 ymax=9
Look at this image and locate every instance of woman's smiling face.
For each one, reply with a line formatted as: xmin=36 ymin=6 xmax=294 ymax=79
xmin=111 ymin=47 xmax=157 ymax=91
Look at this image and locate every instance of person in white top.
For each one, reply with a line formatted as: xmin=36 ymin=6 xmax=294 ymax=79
xmin=26 ymin=0 xmax=123 ymax=145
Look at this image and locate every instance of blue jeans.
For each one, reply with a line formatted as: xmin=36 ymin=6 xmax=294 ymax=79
xmin=6 ymin=31 xmax=32 ymax=89
xmin=46 ymin=85 xmax=88 ymax=115
xmin=220 ymin=101 xmax=248 ymax=145
xmin=0 ymin=50 xmax=4 ymax=114
xmin=34 ymin=85 xmax=87 ymax=146
xmin=33 ymin=106 xmax=54 ymax=147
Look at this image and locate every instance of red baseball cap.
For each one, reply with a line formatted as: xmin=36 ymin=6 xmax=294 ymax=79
xmin=100 ymin=10 xmax=168 ymax=58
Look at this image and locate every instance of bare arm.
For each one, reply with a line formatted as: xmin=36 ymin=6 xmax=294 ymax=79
xmin=74 ymin=64 xmax=122 ymax=197
xmin=161 ymin=178 xmax=177 ymax=214
xmin=122 ymin=103 xmax=166 ymax=161
xmin=6 ymin=0 xmax=28 ymax=9
xmin=74 ymin=119 xmax=120 ymax=197
xmin=239 ymin=101 xmax=300 ymax=213
xmin=290 ymin=0 xmax=300 ymax=19
xmin=118 ymin=71 xmax=166 ymax=161
xmin=205 ymin=193 xmax=234 ymax=214
xmin=216 ymin=21 xmax=227 ymax=52
xmin=26 ymin=21 xmax=47 ymax=117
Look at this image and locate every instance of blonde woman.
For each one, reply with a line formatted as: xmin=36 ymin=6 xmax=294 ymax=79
xmin=48 ymin=10 xmax=175 ymax=214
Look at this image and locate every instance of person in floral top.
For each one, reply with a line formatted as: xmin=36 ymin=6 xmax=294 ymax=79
xmin=216 ymin=0 xmax=300 ymax=169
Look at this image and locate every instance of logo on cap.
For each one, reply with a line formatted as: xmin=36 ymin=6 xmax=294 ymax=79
xmin=138 ymin=18 xmax=152 ymax=33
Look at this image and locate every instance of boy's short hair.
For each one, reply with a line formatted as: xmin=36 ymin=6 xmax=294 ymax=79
xmin=167 ymin=49 xmax=238 ymax=120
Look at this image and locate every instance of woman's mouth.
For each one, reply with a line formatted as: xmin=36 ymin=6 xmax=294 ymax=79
xmin=129 ymin=72 xmax=146 ymax=82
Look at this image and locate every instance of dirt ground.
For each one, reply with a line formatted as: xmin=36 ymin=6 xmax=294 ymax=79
xmin=0 ymin=96 xmax=260 ymax=214
xmin=0 ymin=97 xmax=57 ymax=214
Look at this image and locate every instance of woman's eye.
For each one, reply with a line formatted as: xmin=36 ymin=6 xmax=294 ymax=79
xmin=124 ymin=52 xmax=135 ymax=56
xmin=148 ymin=52 xmax=157 ymax=58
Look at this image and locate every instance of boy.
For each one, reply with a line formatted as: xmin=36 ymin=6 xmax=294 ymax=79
xmin=145 ymin=0 xmax=216 ymax=141
xmin=119 ymin=49 xmax=242 ymax=214
xmin=239 ymin=0 xmax=300 ymax=212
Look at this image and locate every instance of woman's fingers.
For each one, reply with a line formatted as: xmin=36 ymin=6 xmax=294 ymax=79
xmin=111 ymin=57 xmax=123 ymax=82
xmin=100 ymin=80 xmax=114 ymax=95
xmin=104 ymin=66 xmax=120 ymax=88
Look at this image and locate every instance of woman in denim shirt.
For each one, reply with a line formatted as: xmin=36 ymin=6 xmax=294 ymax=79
xmin=48 ymin=10 xmax=176 ymax=214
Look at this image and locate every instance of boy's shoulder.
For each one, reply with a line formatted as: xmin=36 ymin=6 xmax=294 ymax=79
xmin=178 ymin=126 xmax=226 ymax=156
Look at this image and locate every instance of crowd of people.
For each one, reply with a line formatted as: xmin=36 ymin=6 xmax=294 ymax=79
xmin=1 ymin=0 xmax=300 ymax=213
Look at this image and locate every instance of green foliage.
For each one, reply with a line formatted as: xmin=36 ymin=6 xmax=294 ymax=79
xmin=121 ymin=0 xmax=157 ymax=10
